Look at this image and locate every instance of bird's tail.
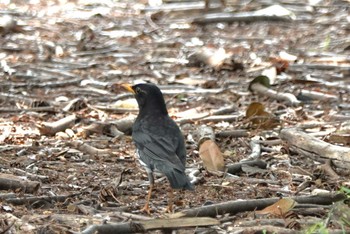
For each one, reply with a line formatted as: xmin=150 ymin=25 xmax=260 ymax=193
xmin=164 ymin=169 xmax=194 ymax=190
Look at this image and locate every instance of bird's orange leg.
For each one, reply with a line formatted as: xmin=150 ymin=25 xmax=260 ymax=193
xmin=141 ymin=184 xmax=153 ymax=214
xmin=165 ymin=188 xmax=174 ymax=213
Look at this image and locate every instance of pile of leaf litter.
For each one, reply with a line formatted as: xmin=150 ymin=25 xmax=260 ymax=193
xmin=0 ymin=0 xmax=349 ymax=233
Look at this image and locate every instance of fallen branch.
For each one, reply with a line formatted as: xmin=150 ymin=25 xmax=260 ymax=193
xmin=4 ymin=193 xmax=81 ymax=206
xmin=192 ymin=5 xmax=295 ymax=24
xmin=280 ymin=128 xmax=350 ymax=169
xmin=215 ymin=129 xmax=249 ymax=138
xmin=0 ymin=106 xmax=56 ymax=113
xmin=168 ymin=193 xmax=346 ymax=218
xmin=37 ymin=114 xmax=79 ymax=136
xmin=250 ymin=82 xmax=300 ymax=106
xmin=81 ymin=218 xmax=220 ymax=234
xmin=79 ymin=217 xmax=219 ymax=234
xmin=11 ymin=168 xmax=49 ymax=182
xmin=0 ymin=173 xmax=40 ymax=194
xmin=300 ymin=89 xmax=338 ymax=102
xmin=68 ymin=140 xmax=112 ymax=158
xmin=241 ymin=137 xmax=261 ymax=161
xmin=193 ymin=12 xmax=293 ymax=24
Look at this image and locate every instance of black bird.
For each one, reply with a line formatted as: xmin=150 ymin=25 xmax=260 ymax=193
xmin=122 ymin=83 xmax=194 ymax=214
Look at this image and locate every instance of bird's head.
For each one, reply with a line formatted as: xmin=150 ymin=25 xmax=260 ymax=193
xmin=122 ymin=83 xmax=168 ymax=116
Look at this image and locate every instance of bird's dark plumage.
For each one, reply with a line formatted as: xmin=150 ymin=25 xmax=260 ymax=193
xmin=130 ymin=83 xmax=193 ymax=190
xmin=122 ymin=83 xmax=193 ymax=213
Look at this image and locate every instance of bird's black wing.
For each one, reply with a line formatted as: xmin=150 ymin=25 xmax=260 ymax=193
xmin=132 ymin=129 xmax=185 ymax=172
xmin=132 ymin=115 xmax=194 ymax=190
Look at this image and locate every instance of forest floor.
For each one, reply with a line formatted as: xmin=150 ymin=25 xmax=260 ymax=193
xmin=0 ymin=0 xmax=349 ymax=233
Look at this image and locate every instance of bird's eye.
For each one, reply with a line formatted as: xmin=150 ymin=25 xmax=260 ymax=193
xmin=135 ymin=87 xmax=142 ymax=94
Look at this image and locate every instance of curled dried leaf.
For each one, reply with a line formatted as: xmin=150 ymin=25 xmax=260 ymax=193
xmin=199 ymin=139 xmax=225 ymax=172
xmin=256 ymin=198 xmax=297 ymax=217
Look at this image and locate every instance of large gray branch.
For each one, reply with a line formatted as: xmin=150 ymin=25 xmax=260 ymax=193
xmin=280 ymin=128 xmax=350 ymax=169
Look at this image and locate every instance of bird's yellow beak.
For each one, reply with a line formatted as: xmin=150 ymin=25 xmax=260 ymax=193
xmin=121 ymin=84 xmax=135 ymax=94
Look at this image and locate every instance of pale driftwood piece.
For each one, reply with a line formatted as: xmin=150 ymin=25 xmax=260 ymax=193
xmin=196 ymin=125 xmax=215 ymax=143
xmin=300 ymin=90 xmax=339 ymax=102
xmin=290 ymin=63 xmax=350 ymax=71
xmin=145 ymin=12 xmax=160 ymax=30
xmin=29 ymin=65 xmax=78 ymax=78
xmin=113 ymin=116 xmax=135 ymax=133
xmin=68 ymin=140 xmax=111 ymax=157
xmin=80 ymin=217 xmax=220 ymax=234
xmin=296 ymin=122 xmax=333 ymax=129
xmin=200 ymin=114 xmax=240 ymax=123
xmin=176 ymin=113 xmax=210 ymax=124
xmin=37 ymin=114 xmax=78 ymax=135
xmin=211 ymin=104 xmax=237 ymax=115
xmin=328 ymin=114 xmax=350 ymax=121
xmin=280 ymin=128 xmax=350 ymax=169
xmin=62 ymin=98 xmax=87 ymax=112
xmin=257 ymin=139 xmax=283 ymax=146
xmin=92 ymin=105 xmax=138 ymax=113
xmin=168 ymin=193 xmax=345 ymax=218
xmin=0 ymin=173 xmax=40 ymax=194
xmin=115 ymin=211 xmax=152 ymax=221
xmin=39 ymin=59 xmax=97 ymax=70
xmin=216 ymin=129 xmax=249 ymax=138
xmin=250 ymin=83 xmax=301 ymax=106
xmin=241 ymin=138 xmax=261 ymax=162
xmin=226 ymin=160 xmax=267 ymax=175
xmin=78 ymin=116 xmax=134 ymax=138
xmin=176 ymin=105 xmax=238 ymax=124
xmin=11 ymin=168 xmax=49 ymax=182
xmin=4 ymin=193 xmax=81 ymax=206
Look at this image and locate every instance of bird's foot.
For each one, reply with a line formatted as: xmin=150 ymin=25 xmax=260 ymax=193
xmin=140 ymin=203 xmax=152 ymax=215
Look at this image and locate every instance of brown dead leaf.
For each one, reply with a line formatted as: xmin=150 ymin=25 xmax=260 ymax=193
xmin=256 ymin=198 xmax=297 ymax=216
xmin=199 ymin=139 xmax=225 ymax=172
xmin=246 ymin=102 xmax=265 ymax=118
xmin=246 ymin=102 xmax=279 ymax=129
xmin=270 ymin=57 xmax=289 ymax=74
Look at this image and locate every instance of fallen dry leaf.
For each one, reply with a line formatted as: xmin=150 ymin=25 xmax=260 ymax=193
xmin=199 ymin=139 xmax=225 ymax=172
xmin=246 ymin=102 xmax=279 ymax=129
xmin=256 ymin=198 xmax=297 ymax=217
